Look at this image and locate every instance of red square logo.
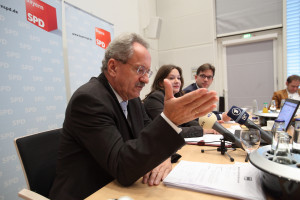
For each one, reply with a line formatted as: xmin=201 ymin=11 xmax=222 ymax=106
xmin=25 ymin=0 xmax=57 ymax=32
xmin=95 ymin=28 xmax=111 ymax=49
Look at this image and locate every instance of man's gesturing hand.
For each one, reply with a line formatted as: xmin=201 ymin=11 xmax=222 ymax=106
xmin=163 ymin=79 xmax=218 ymax=126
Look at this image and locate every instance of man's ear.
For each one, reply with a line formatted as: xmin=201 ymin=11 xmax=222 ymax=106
xmin=194 ymin=75 xmax=198 ymax=80
xmin=107 ymin=59 xmax=118 ymax=77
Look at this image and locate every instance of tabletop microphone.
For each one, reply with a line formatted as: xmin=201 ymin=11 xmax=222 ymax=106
xmin=227 ymin=106 xmax=272 ymax=144
xmin=198 ymin=112 xmax=243 ymax=149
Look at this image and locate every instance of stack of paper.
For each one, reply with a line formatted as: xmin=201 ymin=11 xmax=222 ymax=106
xmin=163 ymin=160 xmax=265 ymax=200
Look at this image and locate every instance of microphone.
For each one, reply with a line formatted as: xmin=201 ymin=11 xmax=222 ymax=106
xmin=198 ymin=112 xmax=243 ymax=149
xmin=227 ymin=106 xmax=272 ymax=144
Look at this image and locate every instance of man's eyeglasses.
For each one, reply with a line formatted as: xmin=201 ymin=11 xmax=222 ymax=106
xmin=198 ymin=74 xmax=213 ymax=80
xmin=127 ymin=63 xmax=153 ymax=78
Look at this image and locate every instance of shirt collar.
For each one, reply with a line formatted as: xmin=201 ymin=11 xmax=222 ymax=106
xmin=109 ymin=83 xmax=128 ymax=104
xmin=287 ymin=89 xmax=300 ymax=99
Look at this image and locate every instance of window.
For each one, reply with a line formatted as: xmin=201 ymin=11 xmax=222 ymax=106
xmin=286 ymin=0 xmax=300 ymax=76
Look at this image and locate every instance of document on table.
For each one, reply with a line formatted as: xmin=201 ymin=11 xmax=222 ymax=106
xmin=163 ymin=160 xmax=265 ymax=200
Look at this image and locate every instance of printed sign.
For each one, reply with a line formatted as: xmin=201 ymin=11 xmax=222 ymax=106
xmin=25 ymin=0 xmax=57 ymax=32
xmin=95 ymin=27 xmax=111 ymax=49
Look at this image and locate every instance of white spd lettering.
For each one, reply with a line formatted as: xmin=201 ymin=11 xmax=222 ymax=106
xmin=27 ymin=13 xmax=45 ymax=27
xmin=96 ymin=39 xmax=105 ymax=48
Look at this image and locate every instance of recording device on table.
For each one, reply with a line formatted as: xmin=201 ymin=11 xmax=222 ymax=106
xmin=198 ymin=112 xmax=244 ymax=162
xmin=227 ymin=106 xmax=272 ymax=144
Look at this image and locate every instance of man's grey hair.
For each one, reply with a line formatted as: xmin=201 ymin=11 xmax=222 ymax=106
xmin=101 ymin=33 xmax=149 ymax=72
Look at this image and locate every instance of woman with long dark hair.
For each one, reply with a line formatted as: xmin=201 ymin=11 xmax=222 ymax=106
xmin=144 ymin=64 xmax=217 ymax=138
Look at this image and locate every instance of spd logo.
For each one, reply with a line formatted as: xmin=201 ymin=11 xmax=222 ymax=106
xmin=25 ymin=0 xmax=57 ymax=32
xmin=95 ymin=28 xmax=111 ymax=49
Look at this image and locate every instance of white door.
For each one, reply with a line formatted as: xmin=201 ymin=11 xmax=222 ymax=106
xmin=220 ymin=32 xmax=282 ymax=111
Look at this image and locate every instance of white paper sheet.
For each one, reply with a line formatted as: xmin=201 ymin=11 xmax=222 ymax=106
xmin=163 ymin=160 xmax=265 ymax=200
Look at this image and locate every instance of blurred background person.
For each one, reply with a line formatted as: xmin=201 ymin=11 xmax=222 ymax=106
xmin=271 ymin=74 xmax=300 ymax=109
xmin=183 ymin=63 xmax=231 ymax=122
xmin=184 ymin=63 xmax=215 ymax=92
xmin=144 ymin=64 xmax=219 ymax=136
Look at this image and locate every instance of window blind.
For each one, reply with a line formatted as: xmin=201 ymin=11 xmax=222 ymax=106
xmin=215 ymin=0 xmax=282 ymax=37
xmin=286 ymin=0 xmax=300 ymax=76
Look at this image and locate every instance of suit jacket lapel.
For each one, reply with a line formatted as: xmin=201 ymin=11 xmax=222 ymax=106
xmin=97 ymin=73 xmax=135 ymax=139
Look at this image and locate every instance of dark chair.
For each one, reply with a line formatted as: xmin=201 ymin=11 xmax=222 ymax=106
xmin=14 ymin=128 xmax=62 ymax=200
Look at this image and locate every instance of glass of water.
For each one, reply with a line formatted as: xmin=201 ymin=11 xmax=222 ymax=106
xmin=240 ymin=128 xmax=261 ymax=161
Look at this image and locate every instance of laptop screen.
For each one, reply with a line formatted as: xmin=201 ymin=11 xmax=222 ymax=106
xmin=276 ymin=98 xmax=300 ymax=130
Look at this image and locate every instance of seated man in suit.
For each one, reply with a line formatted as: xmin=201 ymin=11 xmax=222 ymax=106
xmin=271 ymin=74 xmax=300 ymax=109
xmin=49 ymin=33 xmax=218 ymax=200
xmin=183 ymin=63 xmax=230 ymax=122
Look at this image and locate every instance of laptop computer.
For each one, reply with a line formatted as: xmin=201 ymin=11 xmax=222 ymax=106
xmin=275 ymin=98 xmax=300 ymax=130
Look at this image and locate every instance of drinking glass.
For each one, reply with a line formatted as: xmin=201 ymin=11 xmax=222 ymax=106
xmin=240 ymin=128 xmax=261 ymax=161
xmin=269 ymin=100 xmax=276 ymax=113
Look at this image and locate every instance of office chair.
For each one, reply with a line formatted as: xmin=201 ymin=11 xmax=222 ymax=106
xmin=14 ymin=128 xmax=62 ymax=200
xmin=219 ymin=96 xmax=225 ymax=112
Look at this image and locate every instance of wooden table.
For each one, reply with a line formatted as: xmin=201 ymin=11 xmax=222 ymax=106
xmin=86 ymin=144 xmax=272 ymax=200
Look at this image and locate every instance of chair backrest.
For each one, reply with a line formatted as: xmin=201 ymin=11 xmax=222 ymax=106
xmin=14 ymin=128 xmax=62 ymax=198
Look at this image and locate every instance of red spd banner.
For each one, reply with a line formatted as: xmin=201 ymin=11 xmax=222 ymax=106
xmin=95 ymin=28 xmax=111 ymax=49
xmin=25 ymin=0 xmax=57 ymax=32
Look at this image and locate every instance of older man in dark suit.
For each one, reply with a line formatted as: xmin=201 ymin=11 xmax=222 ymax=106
xmin=49 ymin=33 xmax=217 ymax=200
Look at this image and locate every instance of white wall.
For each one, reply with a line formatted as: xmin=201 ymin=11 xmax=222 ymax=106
xmin=156 ymin=0 xmax=220 ymax=96
xmin=65 ymin=0 xmax=140 ymax=34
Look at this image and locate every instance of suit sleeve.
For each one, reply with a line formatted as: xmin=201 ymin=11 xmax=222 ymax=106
xmin=66 ymin=92 xmax=185 ymax=186
xmin=272 ymin=91 xmax=281 ymax=109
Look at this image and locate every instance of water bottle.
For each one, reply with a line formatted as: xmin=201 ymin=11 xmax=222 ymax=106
xmin=251 ymin=116 xmax=259 ymax=125
xmin=252 ymin=99 xmax=258 ymax=114
xmin=272 ymin=131 xmax=293 ymax=165
xmin=262 ymin=103 xmax=268 ymax=113
xmin=292 ymin=118 xmax=300 ymax=154
xmin=271 ymin=119 xmax=285 ymax=154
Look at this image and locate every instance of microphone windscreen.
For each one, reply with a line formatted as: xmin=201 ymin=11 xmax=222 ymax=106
xmin=198 ymin=112 xmax=217 ymax=129
xmin=227 ymin=106 xmax=249 ymax=124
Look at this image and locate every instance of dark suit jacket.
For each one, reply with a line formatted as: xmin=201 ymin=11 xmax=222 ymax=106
xmin=272 ymin=89 xmax=300 ymax=109
xmin=49 ymin=73 xmax=185 ymax=200
xmin=143 ymin=90 xmax=203 ymax=137
xmin=183 ymin=83 xmax=198 ymax=94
